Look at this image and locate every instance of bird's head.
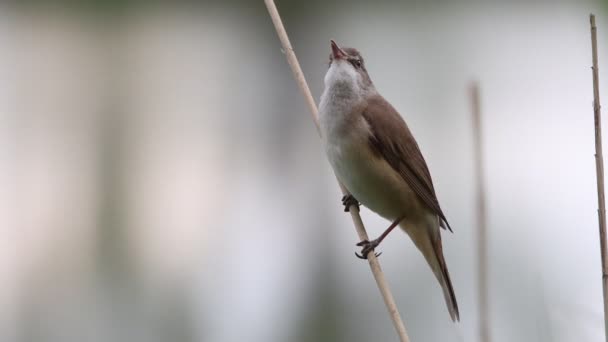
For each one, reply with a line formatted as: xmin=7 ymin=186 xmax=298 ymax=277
xmin=324 ymin=40 xmax=374 ymax=97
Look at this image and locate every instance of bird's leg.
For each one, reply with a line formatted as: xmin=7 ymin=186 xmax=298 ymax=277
xmin=356 ymin=216 xmax=404 ymax=259
xmin=341 ymin=194 xmax=360 ymax=212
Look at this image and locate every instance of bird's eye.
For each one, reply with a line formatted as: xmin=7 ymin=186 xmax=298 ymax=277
xmin=349 ymin=58 xmax=362 ymax=68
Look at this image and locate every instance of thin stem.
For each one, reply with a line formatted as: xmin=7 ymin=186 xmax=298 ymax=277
xmin=590 ymin=13 xmax=608 ymax=342
xmin=470 ymin=82 xmax=490 ymax=342
xmin=263 ymin=1 xmax=410 ymax=341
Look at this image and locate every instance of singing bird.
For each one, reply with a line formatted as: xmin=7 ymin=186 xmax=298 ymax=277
xmin=318 ymin=40 xmax=459 ymax=321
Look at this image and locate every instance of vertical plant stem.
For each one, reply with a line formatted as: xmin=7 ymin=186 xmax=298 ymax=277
xmin=590 ymin=13 xmax=608 ymax=342
xmin=264 ymin=1 xmax=410 ymax=341
xmin=470 ymin=82 xmax=490 ymax=342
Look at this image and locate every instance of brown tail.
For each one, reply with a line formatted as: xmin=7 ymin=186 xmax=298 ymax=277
xmin=404 ymin=222 xmax=460 ymax=322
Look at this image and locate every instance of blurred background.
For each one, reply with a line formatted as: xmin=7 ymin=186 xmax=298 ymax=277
xmin=2 ymin=0 xmax=608 ymax=341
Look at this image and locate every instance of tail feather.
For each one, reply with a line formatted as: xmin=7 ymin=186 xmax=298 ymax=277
xmin=404 ymin=222 xmax=460 ymax=322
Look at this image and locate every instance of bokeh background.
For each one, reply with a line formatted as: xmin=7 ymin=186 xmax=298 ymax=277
xmin=2 ymin=1 xmax=608 ymax=341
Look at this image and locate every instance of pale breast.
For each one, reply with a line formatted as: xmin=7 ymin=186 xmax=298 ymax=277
xmin=320 ymin=109 xmax=425 ymax=222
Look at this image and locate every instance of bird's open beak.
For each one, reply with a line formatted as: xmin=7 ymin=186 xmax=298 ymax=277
xmin=330 ymin=39 xmax=347 ymax=60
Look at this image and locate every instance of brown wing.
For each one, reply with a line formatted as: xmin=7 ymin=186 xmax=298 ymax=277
xmin=362 ymin=94 xmax=452 ymax=231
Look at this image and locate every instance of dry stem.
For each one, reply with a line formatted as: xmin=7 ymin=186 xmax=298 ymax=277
xmin=470 ymin=82 xmax=490 ymax=342
xmin=264 ymin=1 xmax=410 ymax=341
xmin=590 ymin=13 xmax=608 ymax=342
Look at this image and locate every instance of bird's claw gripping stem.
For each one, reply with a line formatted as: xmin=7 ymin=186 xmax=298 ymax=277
xmin=341 ymin=194 xmax=360 ymax=212
xmin=355 ymin=239 xmax=382 ymax=259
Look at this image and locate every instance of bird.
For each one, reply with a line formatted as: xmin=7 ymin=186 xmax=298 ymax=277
xmin=318 ymin=39 xmax=459 ymax=321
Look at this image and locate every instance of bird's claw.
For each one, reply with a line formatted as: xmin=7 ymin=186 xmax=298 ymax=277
xmin=341 ymin=194 xmax=360 ymax=212
xmin=355 ymin=239 xmax=381 ymax=259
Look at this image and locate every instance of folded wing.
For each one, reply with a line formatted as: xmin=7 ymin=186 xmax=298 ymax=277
xmin=362 ymin=94 xmax=452 ymax=231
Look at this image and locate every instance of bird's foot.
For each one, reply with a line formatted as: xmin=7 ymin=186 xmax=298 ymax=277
xmin=355 ymin=239 xmax=382 ymax=259
xmin=341 ymin=194 xmax=360 ymax=212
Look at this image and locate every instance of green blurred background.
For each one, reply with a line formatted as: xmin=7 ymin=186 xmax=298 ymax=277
xmin=2 ymin=1 xmax=608 ymax=341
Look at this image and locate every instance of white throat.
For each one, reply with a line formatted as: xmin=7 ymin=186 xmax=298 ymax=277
xmin=322 ymin=60 xmax=364 ymax=101
xmin=318 ymin=60 xmax=374 ymax=143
